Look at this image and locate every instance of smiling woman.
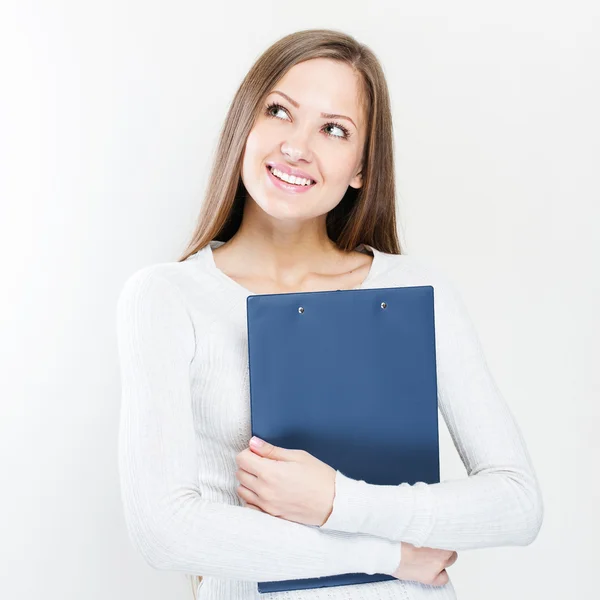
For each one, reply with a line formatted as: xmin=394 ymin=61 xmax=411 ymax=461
xmin=116 ymin=27 xmax=542 ymax=600
xmin=238 ymin=59 xmax=368 ymax=226
xmin=178 ymin=29 xmax=400 ymax=265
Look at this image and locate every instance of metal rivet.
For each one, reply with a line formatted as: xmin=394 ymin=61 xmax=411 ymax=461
xmin=381 ymin=301 xmax=387 ymax=309
xmin=298 ymin=306 xmax=304 ymax=314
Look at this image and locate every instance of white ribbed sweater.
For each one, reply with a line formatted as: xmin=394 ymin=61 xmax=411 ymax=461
xmin=116 ymin=240 xmax=543 ymax=600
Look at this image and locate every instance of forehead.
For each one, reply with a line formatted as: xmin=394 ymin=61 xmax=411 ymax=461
xmin=269 ymin=58 xmax=364 ymax=127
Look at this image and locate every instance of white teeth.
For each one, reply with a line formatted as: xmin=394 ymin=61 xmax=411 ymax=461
xmin=269 ymin=166 xmax=313 ymax=186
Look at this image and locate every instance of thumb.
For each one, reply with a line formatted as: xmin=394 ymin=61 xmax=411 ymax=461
xmin=249 ymin=436 xmax=290 ymax=461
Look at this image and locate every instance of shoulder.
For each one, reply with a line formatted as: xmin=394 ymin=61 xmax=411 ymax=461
xmin=378 ymin=252 xmax=458 ymax=289
xmin=116 ymin=261 xmax=199 ymax=324
xmin=115 ymin=262 xmax=199 ymax=349
xmin=118 ymin=262 xmax=180 ymax=301
xmin=115 ymin=263 xmax=198 ymax=362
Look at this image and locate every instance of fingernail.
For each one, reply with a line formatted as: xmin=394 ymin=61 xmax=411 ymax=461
xmin=250 ymin=436 xmax=264 ymax=448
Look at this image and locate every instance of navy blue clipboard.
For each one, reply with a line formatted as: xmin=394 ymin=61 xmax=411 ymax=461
xmin=246 ymin=285 xmax=440 ymax=594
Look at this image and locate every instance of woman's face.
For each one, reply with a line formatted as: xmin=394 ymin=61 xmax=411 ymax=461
xmin=241 ymin=58 xmax=366 ymax=222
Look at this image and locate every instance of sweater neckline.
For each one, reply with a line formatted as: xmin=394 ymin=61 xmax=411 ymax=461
xmin=201 ymin=240 xmax=383 ymax=297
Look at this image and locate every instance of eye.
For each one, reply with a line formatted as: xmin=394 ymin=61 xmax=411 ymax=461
xmin=264 ymin=102 xmax=352 ymax=141
xmin=323 ymin=122 xmax=351 ymax=140
xmin=265 ymin=102 xmax=289 ymax=121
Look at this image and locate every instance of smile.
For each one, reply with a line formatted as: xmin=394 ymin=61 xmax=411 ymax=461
xmin=265 ymin=165 xmax=317 ymax=194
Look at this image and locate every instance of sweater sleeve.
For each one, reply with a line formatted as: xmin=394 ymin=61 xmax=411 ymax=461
xmin=319 ymin=263 xmax=544 ymax=551
xmin=116 ymin=267 xmax=402 ymax=582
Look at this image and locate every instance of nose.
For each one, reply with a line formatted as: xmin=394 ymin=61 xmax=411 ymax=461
xmin=281 ymin=125 xmax=313 ymax=162
xmin=282 ymin=144 xmax=303 ymax=161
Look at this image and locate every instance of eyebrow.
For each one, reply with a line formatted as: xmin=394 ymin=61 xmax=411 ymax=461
xmin=270 ymin=90 xmax=357 ymax=129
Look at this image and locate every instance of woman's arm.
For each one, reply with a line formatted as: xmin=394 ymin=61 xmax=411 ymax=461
xmin=319 ymin=260 xmax=544 ymax=551
xmin=116 ymin=267 xmax=401 ymax=581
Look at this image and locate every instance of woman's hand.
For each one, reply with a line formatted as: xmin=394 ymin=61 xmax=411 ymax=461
xmin=236 ymin=438 xmax=457 ymax=586
xmin=235 ymin=436 xmax=336 ymax=527
xmin=393 ymin=542 xmax=458 ymax=586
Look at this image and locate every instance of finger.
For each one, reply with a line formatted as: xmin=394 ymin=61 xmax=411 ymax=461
xmin=249 ymin=437 xmax=291 ymax=461
xmin=237 ymin=484 xmax=262 ymax=508
xmin=236 ymin=468 xmax=259 ymax=492
xmin=240 ymin=495 xmax=263 ymax=512
xmin=236 ymin=448 xmax=267 ymax=477
xmin=446 ymin=552 xmax=458 ymax=568
xmin=432 ymin=569 xmax=449 ymax=587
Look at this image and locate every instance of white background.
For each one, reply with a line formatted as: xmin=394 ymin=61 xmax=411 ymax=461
xmin=1 ymin=1 xmax=598 ymax=599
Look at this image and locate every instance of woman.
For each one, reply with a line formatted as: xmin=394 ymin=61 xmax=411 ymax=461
xmin=116 ymin=29 xmax=543 ymax=600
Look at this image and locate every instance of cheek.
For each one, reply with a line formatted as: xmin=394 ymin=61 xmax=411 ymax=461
xmin=244 ymin=127 xmax=260 ymax=152
xmin=245 ymin=123 xmax=276 ymax=155
xmin=322 ymin=153 xmax=359 ymax=186
xmin=242 ymin=128 xmax=273 ymax=177
xmin=241 ymin=132 xmax=262 ymax=182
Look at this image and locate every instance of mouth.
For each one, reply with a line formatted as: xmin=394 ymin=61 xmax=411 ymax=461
xmin=265 ymin=164 xmax=317 ymax=194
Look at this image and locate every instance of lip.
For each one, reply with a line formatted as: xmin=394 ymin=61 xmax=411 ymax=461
xmin=266 ymin=161 xmax=317 ymax=183
xmin=265 ymin=164 xmax=316 ymax=194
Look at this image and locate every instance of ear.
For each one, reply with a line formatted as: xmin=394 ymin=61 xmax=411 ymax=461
xmin=349 ymin=166 xmax=363 ymax=190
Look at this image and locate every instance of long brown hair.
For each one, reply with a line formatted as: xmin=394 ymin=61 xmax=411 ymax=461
xmin=178 ymin=28 xmax=403 ymax=262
